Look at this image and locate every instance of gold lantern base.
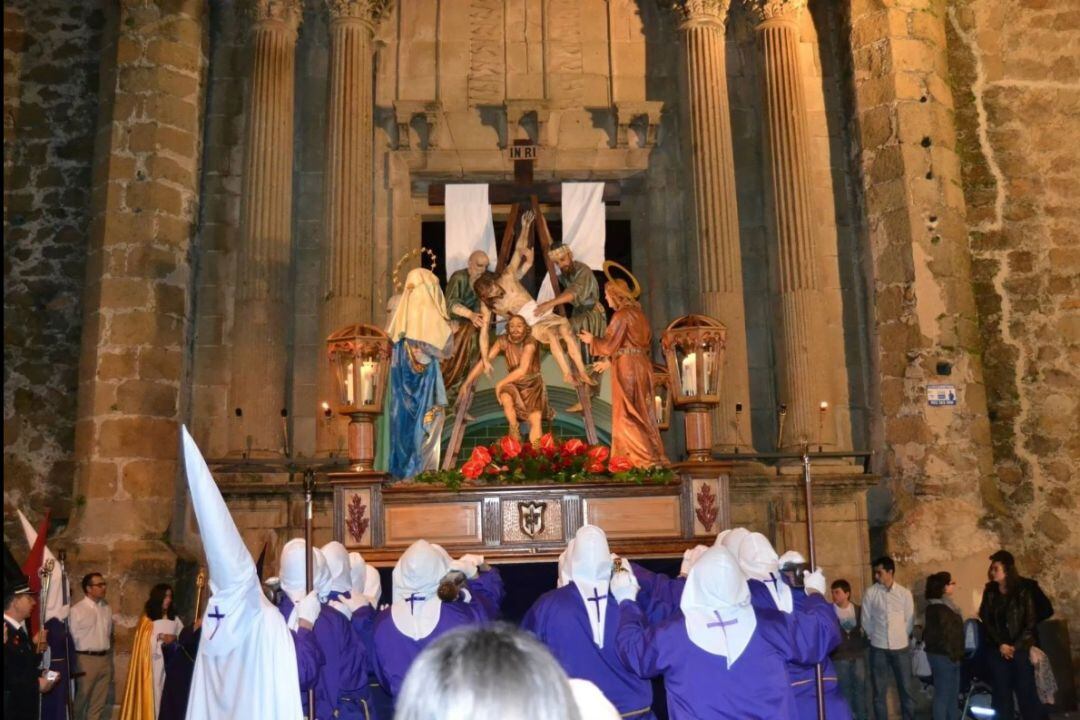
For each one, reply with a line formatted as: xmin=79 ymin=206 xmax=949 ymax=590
xmin=347 ymin=413 xmax=376 ymax=471
xmin=683 ymin=403 xmax=713 ymax=462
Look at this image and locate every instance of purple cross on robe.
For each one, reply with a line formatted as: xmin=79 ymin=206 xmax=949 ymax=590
xmin=207 ymin=605 xmax=225 ymax=639
xmin=404 ymin=593 xmax=425 ymax=614
xmin=707 ymin=611 xmax=738 ymax=641
xmin=586 ymin=586 xmax=605 ymax=623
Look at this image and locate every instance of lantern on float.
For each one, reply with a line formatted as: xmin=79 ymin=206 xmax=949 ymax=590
xmin=326 ymin=324 xmax=392 ymax=470
xmin=661 ymin=315 xmax=727 ymax=461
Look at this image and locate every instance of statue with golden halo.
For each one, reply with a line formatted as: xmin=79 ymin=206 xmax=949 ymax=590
xmin=579 ymin=261 xmax=669 ymax=468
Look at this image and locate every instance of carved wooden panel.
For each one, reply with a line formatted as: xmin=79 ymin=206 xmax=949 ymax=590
xmin=501 ymin=498 xmax=564 ymax=543
xmin=342 ymin=488 xmax=374 ymax=547
xmin=384 ymin=501 xmax=483 ymax=546
xmin=583 ymin=495 xmax=682 ymax=539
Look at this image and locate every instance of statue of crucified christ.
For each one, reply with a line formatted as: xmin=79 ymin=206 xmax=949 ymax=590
xmin=473 ymin=210 xmax=597 ymax=387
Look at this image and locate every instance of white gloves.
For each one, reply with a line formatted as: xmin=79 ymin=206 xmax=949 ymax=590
xmin=803 ymin=568 xmax=827 ymax=597
xmin=609 ymin=569 xmax=640 ymax=604
xmin=680 ymin=545 xmax=709 ymax=577
xmin=332 ymin=591 xmax=372 ymax=616
xmin=296 ymin=591 xmax=322 ymax=625
xmin=450 ymin=554 xmax=484 ymax=579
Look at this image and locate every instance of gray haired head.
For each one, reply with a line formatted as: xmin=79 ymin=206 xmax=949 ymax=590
xmin=394 ymin=623 xmax=582 ymax=720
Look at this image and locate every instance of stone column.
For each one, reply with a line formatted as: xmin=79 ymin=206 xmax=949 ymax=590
xmin=228 ymin=0 xmax=302 ymax=456
xmin=674 ymin=0 xmax=754 ymax=452
xmin=745 ymin=0 xmax=832 ymax=449
xmin=318 ymin=0 xmax=391 ymax=454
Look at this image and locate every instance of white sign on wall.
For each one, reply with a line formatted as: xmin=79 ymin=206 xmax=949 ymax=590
xmin=927 ymin=384 xmax=957 ymax=406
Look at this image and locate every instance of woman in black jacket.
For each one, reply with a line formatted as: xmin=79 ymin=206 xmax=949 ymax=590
xmin=978 ymin=552 xmax=1047 ymax=719
xmin=924 ymin=572 xmax=964 ymax=720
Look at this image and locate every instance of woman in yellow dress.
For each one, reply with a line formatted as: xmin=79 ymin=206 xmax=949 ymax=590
xmin=120 ymin=584 xmax=183 ymax=719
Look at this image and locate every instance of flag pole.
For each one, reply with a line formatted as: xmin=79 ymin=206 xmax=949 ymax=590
xmin=303 ymin=468 xmax=316 ymax=720
xmin=58 ymin=550 xmax=75 ymax=720
xmin=39 ymin=559 xmax=55 ymax=720
xmin=803 ymin=445 xmax=826 ymax=720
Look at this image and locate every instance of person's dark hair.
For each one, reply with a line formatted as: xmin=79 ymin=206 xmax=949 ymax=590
xmin=831 ymin=579 xmax=851 ymax=595
xmin=472 ymin=271 xmax=501 ymax=302
xmin=989 ymin=550 xmax=1018 ymax=591
xmin=926 ymin=571 xmax=951 ymax=600
xmin=82 ymin=573 xmax=103 ymax=593
xmin=989 ymin=550 xmax=1015 ymax=567
xmin=872 ymin=556 xmax=895 ymax=574
xmin=145 ymin=583 xmax=176 ymax=621
xmin=3 ymin=589 xmax=15 ymax=610
xmin=394 ymin=624 xmax=582 ymax=720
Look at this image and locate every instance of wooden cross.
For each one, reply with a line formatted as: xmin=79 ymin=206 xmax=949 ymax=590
xmin=434 ymin=141 xmax=615 ymax=468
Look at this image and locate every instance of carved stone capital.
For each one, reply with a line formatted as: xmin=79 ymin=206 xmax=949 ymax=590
xmin=742 ymin=0 xmax=806 ymax=26
xmin=325 ymin=0 xmax=394 ymax=26
xmin=249 ymin=0 xmax=303 ymax=31
xmin=670 ymin=0 xmax=731 ymax=30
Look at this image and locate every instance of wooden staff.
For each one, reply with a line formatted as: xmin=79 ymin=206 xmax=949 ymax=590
xmin=303 ymin=469 xmax=316 ymax=720
xmin=39 ymin=559 xmax=55 ymax=720
xmin=58 ymin=550 xmax=75 ymax=719
xmin=803 ymin=447 xmax=826 ymax=720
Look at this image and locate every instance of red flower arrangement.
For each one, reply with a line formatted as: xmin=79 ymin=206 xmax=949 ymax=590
xmin=417 ymin=435 xmax=674 ymax=490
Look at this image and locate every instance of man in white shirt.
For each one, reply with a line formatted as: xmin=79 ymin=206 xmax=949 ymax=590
xmin=69 ymin=572 xmax=113 ymax=720
xmin=860 ymin=556 xmax=915 ymax=719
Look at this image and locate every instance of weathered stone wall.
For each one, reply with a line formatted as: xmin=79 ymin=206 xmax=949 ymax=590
xmin=3 ymin=0 xmax=104 ymax=534
xmin=947 ymin=0 xmax=1080 ymax=675
xmin=63 ymin=0 xmax=209 ymax=700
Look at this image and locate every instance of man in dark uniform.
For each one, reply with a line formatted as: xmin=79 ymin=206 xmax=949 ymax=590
xmin=4 ymin=542 xmax=55 ymax=718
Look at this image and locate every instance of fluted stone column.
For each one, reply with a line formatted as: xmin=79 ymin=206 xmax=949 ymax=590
xmin=746 ymin=0 xmax=832 ymax=449
xmin=675 ymin=0 xmax=754 ymax=452
xmin=317 ymin=0 xmax=392 ymax=454
xmin=229 ymin=0 xmax=302 ymax=456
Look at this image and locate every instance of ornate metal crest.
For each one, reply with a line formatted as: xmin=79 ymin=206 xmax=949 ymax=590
xmin=518 ymin=501 xmax=547 ymax=538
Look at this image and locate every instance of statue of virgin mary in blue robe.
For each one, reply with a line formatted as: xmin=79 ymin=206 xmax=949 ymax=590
xmin=386 ymin=268 xmax=453 ymax=479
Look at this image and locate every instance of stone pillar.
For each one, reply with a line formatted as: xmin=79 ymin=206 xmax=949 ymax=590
xmin=673 ymin=0 xmax=754 ymax=452
xmin=318 ymin=0 xmax=391 ymax=454
xmin=66 ymin=0 xmax=207 ymax=699
xmin=228 ymin=0 xmax=302 ymax=456
xmin=745 ymin=0 xmax=832 ymax=449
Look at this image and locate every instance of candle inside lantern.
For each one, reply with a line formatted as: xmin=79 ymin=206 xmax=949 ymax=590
xmin=703 ymin=350 xmax=716 ymax=394
xmin=345 ymin=361 xmax=355 ymax=405
xmin=681 ymin=352 xmax=697 ymax=396
xmin=654 ymin=394 xmax=664 ymax=424
xmin=360 ymin=360 xmax=377 ymax=405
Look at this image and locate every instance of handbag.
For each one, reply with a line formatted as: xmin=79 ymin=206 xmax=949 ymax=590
xmin=912 ymin=640 xmax=932 ymax=680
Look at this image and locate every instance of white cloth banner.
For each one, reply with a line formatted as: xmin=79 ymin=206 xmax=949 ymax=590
xmin=445 ymin=184 xmax=497 ymax=276
xmin=538 ymin=182 xmax=606 ymax=301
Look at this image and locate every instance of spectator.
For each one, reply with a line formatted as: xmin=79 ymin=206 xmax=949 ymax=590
xmin=831 ymin=579 xmax=868 ymax=720
xmin=394 ymin=623 xmax=583 ymax=720
xmin=861 ymin=556 xmax=915 ymax=720
xmin=924 ymin=572 xmax=963 ymax=720
xmin=979 ymin=551 xmax=1047 ymax=720
xmin=70 ymin=571 xmax=113 ymax=720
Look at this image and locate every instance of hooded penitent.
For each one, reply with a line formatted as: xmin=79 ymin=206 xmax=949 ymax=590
xmin=680 ymin=546 xmax=757 ymax=663
xmin=738 ymin=533 xmax=793 ymax=613
xmin=349 ymin=552 xmax=382 ymax=607
xmin=569 ymin=525 xmax=613 ymax=648
xmin=390 ymin=540 xmax=450 ymax=641
xmin=718 ymin=527 xmax=751 ymax=559
xmin=181 ymin=426 xmax=303 ymax=720
xmin=320 ymin=542 xmax=352 ymax=598
xmin=275 ymin=539 xmax=327 ymax=630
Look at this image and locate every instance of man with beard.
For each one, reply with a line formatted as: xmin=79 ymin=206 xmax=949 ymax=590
xmin=441 ymin=250 xmax=490 ymax=406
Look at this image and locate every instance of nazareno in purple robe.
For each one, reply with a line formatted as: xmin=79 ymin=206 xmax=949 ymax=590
xmin=312 ymin=593 xmax=377 ymax=720
xmin=350 ymin=603 xmax=393 ymax=720
xmin=275 ymin=594 xmax=326 ymax=714
xmin=159 ymin=625 xmax=200 ymax=720
xmin=372 ymin=568 xmax=504 ymax=700
xmin=522 ymin=584 xmax=655 ymax=719
xmin=41 ymin=617 xmax=75 ymax=720
xmin=748 ymin=579 xmax=851 ymax=720
xmin=615 ymin=597 xmax=840 ymax=720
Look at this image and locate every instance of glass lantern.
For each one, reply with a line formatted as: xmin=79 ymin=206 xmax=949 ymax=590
xmin=661 ymin=315 xmax=727 ymax=407
xmin=661 ymin=315 xmax=727 ymax=461
xmin=326 ymin=324 xmax=392 ymax=470
xmin=651 ymin=363 xmax=673 ymax=431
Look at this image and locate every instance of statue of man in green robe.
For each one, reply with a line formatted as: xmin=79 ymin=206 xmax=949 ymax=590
xmin=440 ymin=250 xmax=490 ymax=406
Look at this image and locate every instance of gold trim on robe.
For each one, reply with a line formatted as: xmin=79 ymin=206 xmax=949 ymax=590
xmin=119 ymin=615 xmax=156 ymax=720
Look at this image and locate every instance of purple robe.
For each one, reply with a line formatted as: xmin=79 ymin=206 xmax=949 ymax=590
xmin=522 ymin=585 xmax=655 ymax=719
xmin=631 ymin=563 xmax=686 ymax=624
xmin=159 ymin=625 xmax=200 ymax=720
xmin=373 ymin=568 xmax=504 ymax=699
xmin=275 ymin=594 xmax=326 ymax=714
xmin=350 ymin=604 xmax=393 ymax=720
xmin=616 ymin=599 xmax=840 ymax=720
xmin=748 ymin=579 xmax=850 ymax=720
xmin=41 ymin=617 xmax=74 ymax=720
xmin=313 ymin=594 xmax=375 ymax=720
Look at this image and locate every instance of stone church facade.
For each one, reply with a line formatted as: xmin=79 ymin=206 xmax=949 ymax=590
xmin=4 ymin=0 xmax=1077 ymax=694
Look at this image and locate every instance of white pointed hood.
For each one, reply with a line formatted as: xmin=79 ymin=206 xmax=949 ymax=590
xmin=680 ymin=546 xmax=756 ymax=664
xmin=569 ymin=525 xmax=612 ymax=648
xmin=181 ymin=425 xmax=303 ymax=719
xmin=738 ymin=532 xmax=792 ymax=613
xmin=391 ymin=540 xmax=449 ymax=640
xmin=718 ymin=526 xmax=750 ymax=558
xmin=17 ymin=510 xmax=67 ymax=622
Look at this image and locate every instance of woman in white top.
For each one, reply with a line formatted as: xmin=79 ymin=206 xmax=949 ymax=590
xmin=119 ymin=583 xmax=185 ymax=720
xmin=148 ymin=584 xmax=184 ymax=715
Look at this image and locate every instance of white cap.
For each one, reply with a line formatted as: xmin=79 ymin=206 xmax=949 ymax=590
xmin=569 ymin=525 xmax=612 ymax=648
xmin=348 ymin=552 xmax=367 ymax=598
xmin=737 ymin=532 xmax=780 ymax=581
xmin=718 ymin=527 xmax=751 ymax=560
xmin=321 ymin=541 xmax=352 ymax=595
xmin=391 ymin=540 xmax=450 ymax=641
xmin=277 ymin=539 xmax=326 ymax=603
xmin=778 ymin=550 xmax=807 ymax=567
xmin=17 ymin=510 xmax=67 ymax=622
xmin=680 ymin=546 xmax=756 ymax=662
